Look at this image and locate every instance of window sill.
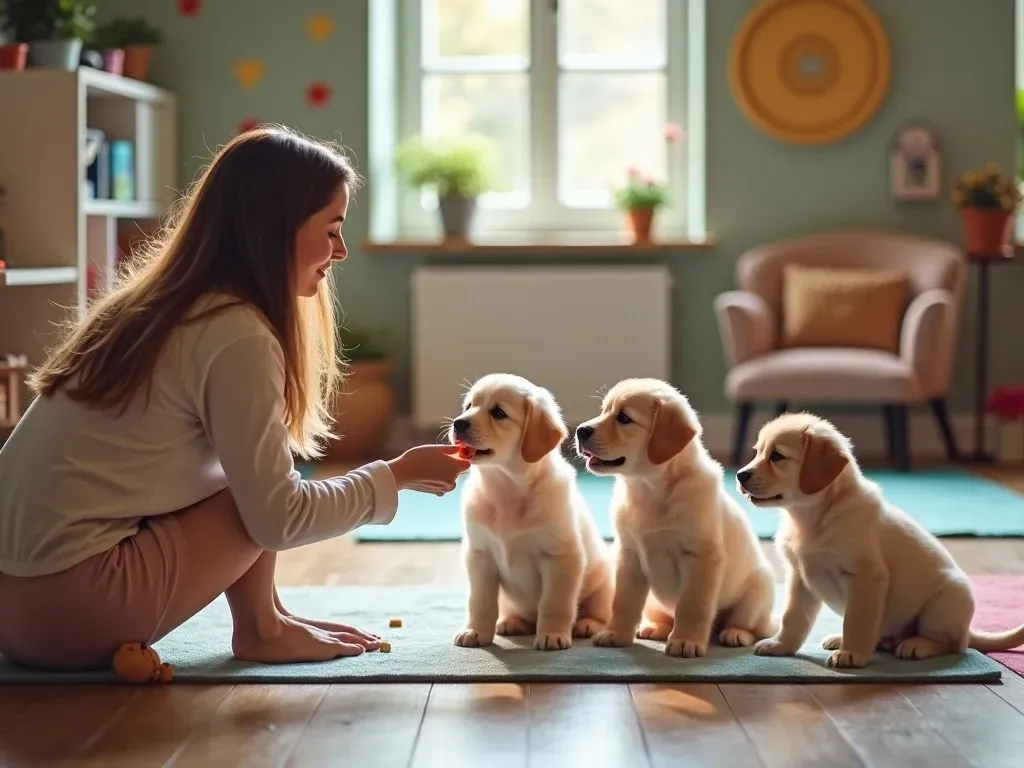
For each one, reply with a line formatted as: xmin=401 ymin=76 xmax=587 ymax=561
xmin=362 ymin=234 xmax=716 ymax=256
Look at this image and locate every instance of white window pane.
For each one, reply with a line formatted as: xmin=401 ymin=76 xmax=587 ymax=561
xmin=558 ymin=0 xmax=666 ymax=68
xmin=558 ymin=73 xmax=666 ymax=208
xmin=422 ymin=73 xmax=530 ymax=205
xmin=424 ymin=0 xmax=529 ymax=63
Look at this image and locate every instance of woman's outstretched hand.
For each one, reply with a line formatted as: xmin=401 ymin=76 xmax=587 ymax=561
xmin=387 ymin=444 xmax=471 ymax=496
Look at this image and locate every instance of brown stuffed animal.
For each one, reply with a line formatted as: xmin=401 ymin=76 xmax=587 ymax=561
xmin=112 ymin=642 xmax=173 ymax=684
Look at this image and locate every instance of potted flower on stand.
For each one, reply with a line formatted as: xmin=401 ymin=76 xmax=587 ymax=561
xmin=394 ymin=133 xmax=497 ymax=242
xmin=91 ymin=16 xmax=164 ymax=81
xmin=951 ymin=162 xmax=1022 ymax=254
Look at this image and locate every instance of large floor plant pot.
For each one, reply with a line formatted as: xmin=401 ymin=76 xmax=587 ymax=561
xmin=439 ymin=194 xmax=477 ymax=241
xmin=28 ymin=39 xmax=83 ymax=70
xmin=325 ymin=359 xmax=396 ymax=461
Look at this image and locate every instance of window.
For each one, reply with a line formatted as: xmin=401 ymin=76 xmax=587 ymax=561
xmin=370 ymin=0 xmax=705 ymax=241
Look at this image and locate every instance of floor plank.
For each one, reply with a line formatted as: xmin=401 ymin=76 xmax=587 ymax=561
xmin=719 ymin=684 xmax=864 ymax=768
xmin=631 ymin=683 xmax=763 ymax=768
xmin=987 ymin=670 xmax=1024 ymax=715
xmin=526 ymin=683 xmax=650 ymax=767
xmin=808 ymin=684 xmax=969 ymax=767
xmin=285 ymin=684 xmax=430 ymax=768
xmin=900 ymin=684 xmax=1024 ymax=768
xmin=410 ymin=684 xmax=527 ymax=768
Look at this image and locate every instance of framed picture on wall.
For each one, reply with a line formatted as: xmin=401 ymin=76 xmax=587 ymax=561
xmin=889 ymin=124 xmax=941 ymax=202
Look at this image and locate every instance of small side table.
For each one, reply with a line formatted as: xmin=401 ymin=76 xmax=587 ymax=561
xmin=967 ymin=247 xmax=1014 ymax=463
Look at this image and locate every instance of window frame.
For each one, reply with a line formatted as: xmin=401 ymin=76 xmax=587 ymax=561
xmin=376 ymin=0 xmax=706 ymax=242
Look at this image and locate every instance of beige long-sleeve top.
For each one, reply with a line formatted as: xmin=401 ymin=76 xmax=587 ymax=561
xmin=0 ymin=296 xmax=398 ymax=578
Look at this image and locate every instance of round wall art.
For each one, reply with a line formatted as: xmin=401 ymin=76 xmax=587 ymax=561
xmin=729 ymin=0 xmax=891 ymax=146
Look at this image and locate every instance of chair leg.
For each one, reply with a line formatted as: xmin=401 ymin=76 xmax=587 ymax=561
xmin=882 ymin=405 xmax=896 ymax=464
xmin=776 ymin=401 xmax=789 ymax=417
xmin=732 ymin=402 xmax=754 ymax=468
xmin=928 ymin=398 xmax=959 ymax=462
xmin=889 ymin=404 xmax=910 ymax=471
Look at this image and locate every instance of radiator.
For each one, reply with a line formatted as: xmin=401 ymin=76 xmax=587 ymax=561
xmin=410 ymin=265 xmax=674 ymax=430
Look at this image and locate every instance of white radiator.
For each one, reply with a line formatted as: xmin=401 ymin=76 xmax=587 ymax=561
xmin=410 ymin=265 xmax=674 ymax=430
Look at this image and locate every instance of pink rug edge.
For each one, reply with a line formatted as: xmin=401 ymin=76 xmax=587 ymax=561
xmin=970 ymin=575 xmax=1024 ymax=679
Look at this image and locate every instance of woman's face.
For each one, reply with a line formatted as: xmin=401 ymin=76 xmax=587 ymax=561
xmin=293 ymin=184 xmax=350 ymax=297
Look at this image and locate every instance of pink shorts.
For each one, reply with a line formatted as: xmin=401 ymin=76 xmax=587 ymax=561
xmin=0 ymin=513 xmax=189 ymax=671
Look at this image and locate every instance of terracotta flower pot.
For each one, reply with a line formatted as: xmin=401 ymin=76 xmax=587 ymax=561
xmin=325 ymin=359 xmax=396 ymax=461
xmin=960 ymin=207 xmax=1014 ymax=255
xmin=0 ymin=43 xmax=28 ymax=71
xmin=626 ymin=207 xmax=655 ymax=244
xmin=123 ymin=45 xmax=153 ymax=81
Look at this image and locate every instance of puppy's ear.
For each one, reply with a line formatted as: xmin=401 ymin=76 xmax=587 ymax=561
xmin=520 ymin=398 xmax=567 ymax=463
xmin=646 ymin=401 xmax=696 ymax=465
xmin=798 ymin=431 xmax=849 ymax=495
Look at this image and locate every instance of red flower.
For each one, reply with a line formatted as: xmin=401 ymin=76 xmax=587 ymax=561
xmin=237 ymin=117 xmax=260 ymax=135
xmin=985 ymin=386 xmax=1024 ymax=421
xmin=306 ymin=82 xmax=331 ymax=108
xmin=178 ymin=0 xmax=201 ymax=17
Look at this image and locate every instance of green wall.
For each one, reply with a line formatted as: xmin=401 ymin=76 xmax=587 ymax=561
xmin=96 ymin=0 xmax=1024 ymax=416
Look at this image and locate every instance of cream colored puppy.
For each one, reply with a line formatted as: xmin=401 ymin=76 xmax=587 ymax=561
xmin=575 ymin=378 xmax=776 ymax=657
xmin=739 ymin=412 xmax=1024 ymax=668
xmin=449 ymin=373 xmax=614 ymax=651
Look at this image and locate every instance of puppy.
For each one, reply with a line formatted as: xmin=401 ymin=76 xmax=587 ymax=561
xmin=575 ymin=378 xmax=776 ymax=657
xmin=739 ymin=412 xmax=1024 ymax=668
xmin=449 ymin=373 xmax=614 ymax=651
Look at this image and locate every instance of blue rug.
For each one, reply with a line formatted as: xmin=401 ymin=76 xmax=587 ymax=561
xmin=0 ymin=586 xmax=1002 ymax=684
xmin=354 ymin=467 xmax=1024 ymax=542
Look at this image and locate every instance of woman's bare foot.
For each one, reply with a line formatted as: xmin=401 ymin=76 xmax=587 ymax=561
xmin=232 ymin=614 xmax=368 ymax=663
xmin=273 ymin=589 xmax=381 ymax=648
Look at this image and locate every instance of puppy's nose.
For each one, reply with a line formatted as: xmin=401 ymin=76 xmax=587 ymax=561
xmin=453 ymin=419 xmax=470 ymax=435
xmin=576 ymin=425 xmax=594 ymax=444
xmin=736 ymin=469 xmax=753 ymax=485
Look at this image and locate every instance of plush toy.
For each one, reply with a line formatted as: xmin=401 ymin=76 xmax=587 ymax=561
xmin=112 ymin=642 xmax=173 ymax=684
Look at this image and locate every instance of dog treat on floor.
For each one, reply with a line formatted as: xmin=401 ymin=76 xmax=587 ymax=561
xmin=379 ymin=641 xmax=392 ymax=653
xmin=389 ymin=618 xmax=403 ymax=628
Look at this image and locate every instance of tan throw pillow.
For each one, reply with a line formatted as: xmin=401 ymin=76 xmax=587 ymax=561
xmin=781 ymin=264 xmax=910 ymax=353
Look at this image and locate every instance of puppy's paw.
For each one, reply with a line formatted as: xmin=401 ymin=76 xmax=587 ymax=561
xmin=718 ymin=627 xmax=756 ymax=648
xmin=820 ymin=633 xmax=843 ymax=651
xmin=753 ymin=637 xmax=798 ymax=657
xmin=894 ymin=636 xmax=945 ymax=661
xmin=827 ymin=649 xmax=869 ymax=669
xmin=665 ymin=637 xmax=707 ymax=658
xmin=534 ymin=633 xmax=572 ymax=651
xmin=572 ymin=618 xmax=603 ymax=639
xmin=496 ymin=616 xmax=535 ymax=636
xmin=636 ymin=623 xmax=672 ymax=641
xmin=592 ymin=629 xmax=634 ymax=648
xmin=454 ymin=629 xmax=493 ymax=648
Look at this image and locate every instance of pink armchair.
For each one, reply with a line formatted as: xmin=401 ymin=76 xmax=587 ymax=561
xmin=714 ymin=231 xmax=966 ymax=470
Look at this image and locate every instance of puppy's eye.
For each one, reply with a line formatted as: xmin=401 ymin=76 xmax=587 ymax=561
xmin=489 ymin=406 xmax=507 ymax=420
xmin=616 ymin=410 xmax=632 ymax=425
xmin=769 ymin=450 xmax=786 ymax=463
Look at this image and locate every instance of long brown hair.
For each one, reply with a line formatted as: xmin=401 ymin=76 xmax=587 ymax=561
xmin=29 ymin=125 xmax=362 ymax=459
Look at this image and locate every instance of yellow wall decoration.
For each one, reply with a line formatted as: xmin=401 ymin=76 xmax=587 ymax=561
xmin=729 ymin=0 xmax=891 ymax=146
xmin=234 ymin=59 xmax=265 ymax=91
xmin=306 ymin=15 xmax=335 ymax=45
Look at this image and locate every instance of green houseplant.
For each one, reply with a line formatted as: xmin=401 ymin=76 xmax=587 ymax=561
xmin=325 ymin=325 xmax=396 ymax=461
xmin=1 ymin=0 xmax=96 ymax=70
xmin=92 ymin=16 xmax=163 ymax=81
xmin=613 ymin=170 xmax=669 ymax=244
xmin=395 ymin=133 xmax=497 ymax=241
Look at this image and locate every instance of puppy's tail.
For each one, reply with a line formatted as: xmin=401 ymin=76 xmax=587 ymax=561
xmin=969 ymin=624 xmax=1024 ymax=652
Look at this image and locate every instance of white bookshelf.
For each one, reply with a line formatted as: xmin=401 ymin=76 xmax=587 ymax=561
xmin=0 ymin=66 xmax=178 ymax=421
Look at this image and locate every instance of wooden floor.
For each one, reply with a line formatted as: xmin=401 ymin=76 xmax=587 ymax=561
xmin=3 ymin=463 xmax=1024 ymax=766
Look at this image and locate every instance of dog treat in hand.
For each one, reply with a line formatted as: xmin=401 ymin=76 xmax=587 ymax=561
xmin=456 ymin=443 xmax=476 ymax=460
xmin=389 ymin=617 xmax=403 ymax=628
xmin=379 ymin=641 xmax=392 ymax=653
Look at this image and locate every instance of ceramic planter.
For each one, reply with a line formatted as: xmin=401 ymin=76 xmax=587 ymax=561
xmin=123 ymin=45 xmax=153 ymax=81
xmin=438 ymin=194 xmax=477 ymax=241
xmin=28 ymin=39 xmax=83 ymax=71
xmin=0 ymin=43 xmax=28 ymax=71
xmin=626 ymin=207 xmax=655 ymax=244
xmin=101 ymin=48 xmax=125 ymax=75
xmin=960 ymin=207 xmax=1014 ymax=254
xmin=325 ymin=359 xmax=396 ymax=461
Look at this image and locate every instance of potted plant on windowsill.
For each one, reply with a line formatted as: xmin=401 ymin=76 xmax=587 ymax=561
xmin=394 ymin=133 xmax=497 ymax=243
xmin=613 ymin=169 xmax=669 ymax=245
xmin=951 ymin=162 xmax=1022 ymax=255
xmin=1 ymin=0 xmax=96 ymax=71
xmin=91 ymin=16 xmax=163 ymax=81
xmin=324 ymin=325 xmax=396 ymax=462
